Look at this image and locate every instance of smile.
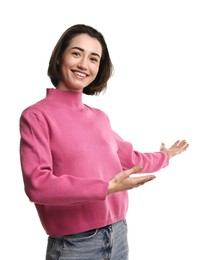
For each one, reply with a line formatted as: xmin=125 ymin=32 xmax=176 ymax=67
xmin=73 ymin=71 xmax=88 ymax=78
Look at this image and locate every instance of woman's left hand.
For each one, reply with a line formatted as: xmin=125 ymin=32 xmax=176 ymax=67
xmin=160 ymin=140 xmax=189 ymax=159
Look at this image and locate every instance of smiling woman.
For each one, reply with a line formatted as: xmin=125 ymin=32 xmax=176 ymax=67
xmin=19 ymin=24 xmax=188 ymax=260
xmin=58 ymin=34 xmax=102 ymax=92
xmin=48 ymin=24 xmax=113 ymax=95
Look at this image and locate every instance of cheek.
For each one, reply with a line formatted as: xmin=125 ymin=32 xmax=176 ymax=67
xmin=61 ymin=56 xmax=74 ymax=70
xmin=92 ymin=65 xmax=100 ymax=77
xmin=61 ymin=60 xmax=72 ymax=75
xmin=60 ymin=66 xmax=68 ymax=79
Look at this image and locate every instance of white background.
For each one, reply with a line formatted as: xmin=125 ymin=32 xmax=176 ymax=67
xmin=0 ymin=0 xmax=207 ymax=259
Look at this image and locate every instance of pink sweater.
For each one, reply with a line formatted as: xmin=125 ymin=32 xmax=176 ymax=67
xmin=19 ymin=88 xmax=169 ymax=236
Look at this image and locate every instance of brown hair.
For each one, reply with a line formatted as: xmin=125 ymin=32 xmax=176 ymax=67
xmin=47 ymin=24 xmax=114 ymax=95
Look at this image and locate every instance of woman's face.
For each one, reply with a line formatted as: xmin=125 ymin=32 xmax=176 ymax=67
xmin=57 ymin=33 xmax=102 ymax=92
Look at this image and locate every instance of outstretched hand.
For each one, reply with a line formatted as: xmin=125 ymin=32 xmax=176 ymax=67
xmin=107 ymin=140 xmax=189 ymax=195
xmin=160 ymin=140 xmax=189 ymax=159
xmin=107 ymin=165 xmax=156 ymax=195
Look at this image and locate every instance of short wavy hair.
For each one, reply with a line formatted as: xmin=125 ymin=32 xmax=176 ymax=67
xmin=47 ymin=24 xmax=114 ymax=95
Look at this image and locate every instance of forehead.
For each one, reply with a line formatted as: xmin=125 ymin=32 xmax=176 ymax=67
xmin=68 ymin=34 xmax=102 ymax=56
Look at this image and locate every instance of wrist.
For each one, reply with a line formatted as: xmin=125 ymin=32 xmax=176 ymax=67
xmin=166 ymin=151 xmax=173 ymax=159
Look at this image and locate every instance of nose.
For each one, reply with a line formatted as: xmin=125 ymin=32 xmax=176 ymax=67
xmin=77 ymin=56 xmax=88 ymax=70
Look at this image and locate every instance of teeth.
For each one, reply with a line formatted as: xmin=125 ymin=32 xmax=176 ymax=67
xmin=75 ymin=71 xmax=86 ymax=77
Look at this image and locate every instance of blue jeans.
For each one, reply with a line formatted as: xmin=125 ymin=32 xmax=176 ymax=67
xmin=46 ymin=219 xmax=128 ymax=260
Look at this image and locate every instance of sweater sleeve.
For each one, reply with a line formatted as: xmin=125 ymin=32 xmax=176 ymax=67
xmin=19 ymin=109 xmax=108 ymax=206
xmin=113 ymin=131 xmax=169 ymax=173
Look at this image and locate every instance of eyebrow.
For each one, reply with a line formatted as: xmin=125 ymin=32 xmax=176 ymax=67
xmin=71 ymin=47 xmax=101 ymax=59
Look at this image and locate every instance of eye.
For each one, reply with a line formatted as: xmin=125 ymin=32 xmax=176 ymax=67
xmin=72 ymin=51 xmax=81 ymax=57
xmin=90 ymin=57 xmax=99 ymax=63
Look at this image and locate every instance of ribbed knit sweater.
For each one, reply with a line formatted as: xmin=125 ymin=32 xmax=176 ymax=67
xmin=19 ymin=88 xmax=169 ymax=236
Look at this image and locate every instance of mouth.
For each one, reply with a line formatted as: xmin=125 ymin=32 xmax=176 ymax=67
xmin=72 ymin=70 xmax=88 ymax=79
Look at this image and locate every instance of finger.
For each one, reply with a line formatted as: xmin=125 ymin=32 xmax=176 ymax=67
xmin=113 ymin=165 xmax=143 ymax=183
xmin=174 ymin=140 xmax=189 ymax=153
xmin=133 ymin=175 xmax=156 ymax=186
xmin=137 ymin=174 xmax=156 ymax=183
xmin=160 ymin=143 xmax=165 ymax=151
xmin=174 ymin=140 xmax=188 ymax=148
xmin=172 ymin=140 xmax=181 ymax=147
xmin=132 ymin=174 xmax=156 ymax=184
xmin=124 ymin=165 xmax=143 ymax=176
xmin=183 ymin=143 xmax=189 ymax=150
xmin=179 ymin=140 xmax=189 ymax=149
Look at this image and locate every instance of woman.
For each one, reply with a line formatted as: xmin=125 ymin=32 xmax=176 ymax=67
xmin=19 ymin=24 xmax=188 ymax=259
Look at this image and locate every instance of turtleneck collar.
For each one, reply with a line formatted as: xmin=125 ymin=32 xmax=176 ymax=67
xmin=46 ymin=88 xmax=84 ymax=109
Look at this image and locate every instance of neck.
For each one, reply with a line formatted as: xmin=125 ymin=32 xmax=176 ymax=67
xmin=46 ymin=88 xmax=84 ymax=109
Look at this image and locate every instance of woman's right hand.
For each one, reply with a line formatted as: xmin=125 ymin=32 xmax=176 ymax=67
xmin=107 ymin=165 xmax=156 ymax=195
